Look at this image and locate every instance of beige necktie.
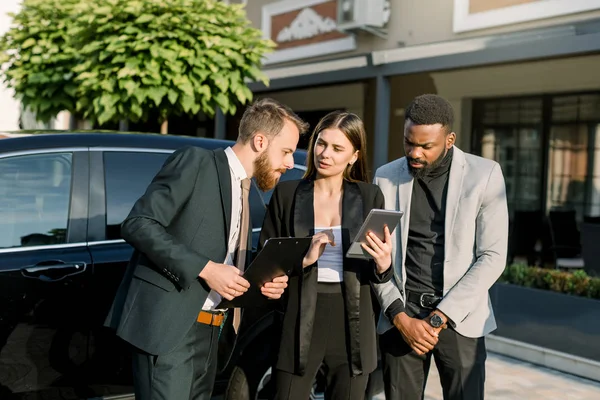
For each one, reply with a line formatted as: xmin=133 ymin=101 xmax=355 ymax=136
xmin=232 ymin=178 xmax=251 ymax=333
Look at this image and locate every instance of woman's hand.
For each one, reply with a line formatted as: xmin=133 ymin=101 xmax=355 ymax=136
xmin=302 ymin=230 xmax=335 ymax=268
xmin=261 ymin=275 xmax=289 ymax=299
xmin=361 ymin=225 xmax=392 ymax=274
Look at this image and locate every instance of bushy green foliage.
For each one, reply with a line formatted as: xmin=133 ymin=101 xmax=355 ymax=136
xmin=0 ymin=0 xmax=274 ymax=125
xmin=499 ymin=263 xmax=600 ymax=300
xmin=0 ymin=0 xmax=81 ymax=122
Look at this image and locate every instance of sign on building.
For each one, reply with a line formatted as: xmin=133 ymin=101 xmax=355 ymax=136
xmin=261 ymin=0 xmax=356 ymax=65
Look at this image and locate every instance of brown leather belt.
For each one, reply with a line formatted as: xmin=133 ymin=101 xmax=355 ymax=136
xmin=197 ymin=310 xmax=225 ymax=327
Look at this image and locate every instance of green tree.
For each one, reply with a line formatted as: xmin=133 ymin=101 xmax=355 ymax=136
xmin=1 ymin=0 xmax=274 ymax=131
xmin=0 ymin=0 xmax=81 ymax=123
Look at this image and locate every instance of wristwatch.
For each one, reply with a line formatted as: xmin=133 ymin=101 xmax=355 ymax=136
xmin=429 ymin=313 xmax=444 ymax=328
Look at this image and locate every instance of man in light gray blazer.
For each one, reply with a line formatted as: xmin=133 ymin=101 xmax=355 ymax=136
xmin=372 ymin=94 xmax=508 ymax=400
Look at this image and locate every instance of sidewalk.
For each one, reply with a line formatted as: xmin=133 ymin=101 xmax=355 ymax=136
xmin=422 ymin=352 xmax=600 ymax=400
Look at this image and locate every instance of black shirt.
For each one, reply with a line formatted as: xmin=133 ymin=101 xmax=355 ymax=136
xmin=385 ymin=147 xmax=453 ymax=319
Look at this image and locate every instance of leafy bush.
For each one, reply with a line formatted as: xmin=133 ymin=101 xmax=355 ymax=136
xmin=499 ymin=264 xmax=600 ymax=300
xmin=0 ymin=0 xmax=274 ymax=125
xmin=0 ymin=0 xmax=81 ymax=122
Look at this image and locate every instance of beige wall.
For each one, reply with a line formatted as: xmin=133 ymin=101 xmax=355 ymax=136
xmin=251 ymin=54 xmax=600 ymax=166
xmin=382 ymin=54 xmax=600 ymax=162
xmin=387 ymin=74 xmax=438 ymax=161
xmin=246 ymin=0 xmax=600 ymax=66
xmin=431 ymin=53 xmax=600 ymax=152
xmin=262 ymin=83 xmax=366 ymax=117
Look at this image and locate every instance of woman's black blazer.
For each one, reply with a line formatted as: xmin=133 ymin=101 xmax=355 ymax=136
xmin=259 ymin=178 xmax=391 ymax=377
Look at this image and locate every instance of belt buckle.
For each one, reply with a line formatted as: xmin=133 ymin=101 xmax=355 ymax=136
xmin=210 ymin=311 xmax=223 ymax=325
xmin=419 ymin=293 xmax=437 ymax=308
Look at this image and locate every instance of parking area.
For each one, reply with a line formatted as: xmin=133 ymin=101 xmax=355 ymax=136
xmin=405 ymin=352 xmax=600 ymax=400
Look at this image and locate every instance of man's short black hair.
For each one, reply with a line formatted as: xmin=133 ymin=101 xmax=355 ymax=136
xmin=405 ymin=94 xmax=454 ymax=133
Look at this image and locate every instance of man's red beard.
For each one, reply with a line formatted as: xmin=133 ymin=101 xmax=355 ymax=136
xmin=254 ymin=150 xmax=287 ymax=191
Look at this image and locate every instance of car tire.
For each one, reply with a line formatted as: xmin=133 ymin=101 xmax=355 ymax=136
xmin=225 ymin=362 xmax=330 ymax=400
xmin=224 ymin=361 xmax=271 ymax=400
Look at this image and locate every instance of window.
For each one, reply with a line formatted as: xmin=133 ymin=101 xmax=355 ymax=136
xmin=104 ymin=152 xmax=170 ymax=240
xmin=0 ymin=153 xmax=72 ymax=249
xmin=103 ymin=152 xmax=306 ymax=239
xmin=547 ymin=95 xmax=600 ymax=218
xmin=474 ymin=97 xmax=543 ymax=215
xmin=473 ymin=92 xmax=600 ymax=221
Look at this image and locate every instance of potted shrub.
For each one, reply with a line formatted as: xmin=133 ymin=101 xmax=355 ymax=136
xmin=490 ymin=264 xmax=600 ymax=362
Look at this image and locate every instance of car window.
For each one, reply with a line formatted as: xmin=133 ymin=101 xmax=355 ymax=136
xmin=103 ymin=153 xmax=305 ymax=239
xmin=249 ymin=182 xmax=267 ymax=229
xmin=260 ymin=166 xmax=307 ymax=205
xmin=104 ymin=152 xmax=170 ymax=240
xmin=0 ymin=153 xmax=72 ymax=248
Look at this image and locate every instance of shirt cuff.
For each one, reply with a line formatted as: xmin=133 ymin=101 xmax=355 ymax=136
xmin=385 ymin=298 xmax=406 ymax=322
xmin=372 ymin=266 xmax=394 ymax=283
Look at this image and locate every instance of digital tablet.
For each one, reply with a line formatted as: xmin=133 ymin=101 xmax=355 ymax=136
xmin=217 ymin=236 xmax=312 ymax=309
xmin=346 ymin=209 xmax=403 ymax=259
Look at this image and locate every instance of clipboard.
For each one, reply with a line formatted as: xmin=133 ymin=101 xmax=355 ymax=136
xmin=216 ymin=236 xmax=312 ymax=309
xmin=346 ymin=209 xmax=403 ymax=259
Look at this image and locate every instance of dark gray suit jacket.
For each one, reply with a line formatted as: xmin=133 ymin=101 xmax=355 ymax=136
xmin=105 ymin=146 xmax=251 ymax=355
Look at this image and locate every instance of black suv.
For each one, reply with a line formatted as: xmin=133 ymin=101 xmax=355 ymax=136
xmin=0 ymin=132 xmax=308 ymax=400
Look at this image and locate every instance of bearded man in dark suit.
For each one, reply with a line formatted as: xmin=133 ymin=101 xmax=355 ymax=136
xmin=105 ymin=98 xmax=309 ymax=400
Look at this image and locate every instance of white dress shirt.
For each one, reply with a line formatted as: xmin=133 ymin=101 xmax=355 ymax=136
xmin=202 ymin=147 xmax=248 ymax=311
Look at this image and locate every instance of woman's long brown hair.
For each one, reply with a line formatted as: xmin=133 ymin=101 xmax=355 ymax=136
xmin=303 ymin=111 xmax=369 ymax=183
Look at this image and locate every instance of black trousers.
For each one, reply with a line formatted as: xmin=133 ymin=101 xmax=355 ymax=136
xmin=131 ymin=319 xmax=220 ymax=400
xmin=379 ymin=302 xmax=487 ymax=400
xmin=275 ymin=283 xmax=369 ymax=400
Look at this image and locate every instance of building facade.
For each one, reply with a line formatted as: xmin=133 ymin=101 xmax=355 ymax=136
xmin=227 ymin=0 xmax=600 ymax=265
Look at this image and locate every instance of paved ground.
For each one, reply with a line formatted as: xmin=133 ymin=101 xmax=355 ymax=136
xmin=374 ymin=352 xmax=600 ymax=400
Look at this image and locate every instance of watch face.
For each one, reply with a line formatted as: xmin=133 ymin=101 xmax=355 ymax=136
xmin=430 ymin=314 xmax=443 ymax=328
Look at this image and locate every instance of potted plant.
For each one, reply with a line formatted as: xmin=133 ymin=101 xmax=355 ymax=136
xmin=490 ymin=264 xmax=600 ymax=362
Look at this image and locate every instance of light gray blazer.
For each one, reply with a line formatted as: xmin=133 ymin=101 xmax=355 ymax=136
xmin=372 ymin=146 xmax=509 ymax=338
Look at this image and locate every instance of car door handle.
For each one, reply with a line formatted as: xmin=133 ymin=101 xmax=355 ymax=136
xmin=21 ymin=261 xmax=87 ymax=282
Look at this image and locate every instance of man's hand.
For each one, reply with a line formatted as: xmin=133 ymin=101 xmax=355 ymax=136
xmin=261 ymin=274 xmax=289 ymax=300
xmin=428 ymin=309 xmax=449 ymax=335
xmin=302 ymin=230 xmax=335 ymax=268
xmin=392 ymin=312 xmax=439 ymax=355
xmin=198 ymin=261 xmax=250 ymax=300
xmin=361 ymin=225 xmax=393 ymax=274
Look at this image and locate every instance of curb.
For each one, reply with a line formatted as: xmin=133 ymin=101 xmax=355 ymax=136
xmin=486 ymin=334 xmax=600 ymax=382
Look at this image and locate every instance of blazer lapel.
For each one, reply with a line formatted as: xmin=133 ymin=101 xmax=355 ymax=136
xmin=341 ymin=181 xmax=363 ymax=256
xmin=293 ymin=179 xmax=316 ymax=374
xmin=214 ymin=149 xmax=232 ymax=246
xmin=397 ymin=159 xmax=414 ymax=273
xmin=341 ymin=181 xmax=364 ymax=375
xmin=293 ymin=180 xmax=314 ymax=238
xmin=444 ymin=146 xmax=466 ymax=263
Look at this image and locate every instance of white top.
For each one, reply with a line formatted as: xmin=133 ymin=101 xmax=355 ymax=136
xmin=202 ymin=147 xmax=247 ymax=311
xmin=315 ymin=225 xmax=344 ymax=282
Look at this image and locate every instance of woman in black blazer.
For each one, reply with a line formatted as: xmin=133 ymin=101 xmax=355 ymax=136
xmin=259 ymin=111 xmax=393 ymax=400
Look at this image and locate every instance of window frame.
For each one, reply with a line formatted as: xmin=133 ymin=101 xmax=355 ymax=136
xmin=472 ymin=89 xmax=600 ymax=219
xmin=88 ymin=147 xmax=174 ymax=244
xmin=0 ymin=148 xmax=89 ymax=253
